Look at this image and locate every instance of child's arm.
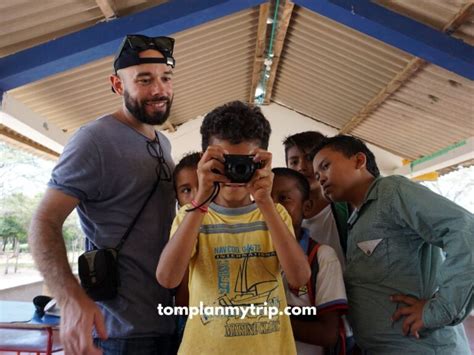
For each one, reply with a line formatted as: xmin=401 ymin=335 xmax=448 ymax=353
xmin=248 ymin=149 xmax=311 ymax=287
xmin=175 ymin=269 xmax=189 ymax=307
xmin=292 ymin=244 xmax=348 ymax=346
xmin=156 ymin=205 xmax=205 ymax=288
xmin=156 ymin=146 xmax=230 ymax=288
xmin=291 ymin=312 xmax=339 ymax=346
xmin=389 ymin=178 xmax=474 ymax=337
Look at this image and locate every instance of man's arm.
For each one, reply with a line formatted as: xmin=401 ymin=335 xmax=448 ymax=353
xmin=29 ymin=188 xmax=107 ymax=355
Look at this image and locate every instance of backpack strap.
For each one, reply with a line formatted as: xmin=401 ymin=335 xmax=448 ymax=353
xmin=306 ymin=240 xmax=321 ymax=307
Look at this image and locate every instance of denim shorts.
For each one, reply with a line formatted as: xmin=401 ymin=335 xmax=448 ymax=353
xmin=94 ymin=335 xmax=175 ymax=355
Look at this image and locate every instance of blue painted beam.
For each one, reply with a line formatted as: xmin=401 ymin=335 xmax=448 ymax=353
xmin=0 ymin=0 xmax=267 ymax=92
xmin=293 ymin=0 xmax=474 ymax=80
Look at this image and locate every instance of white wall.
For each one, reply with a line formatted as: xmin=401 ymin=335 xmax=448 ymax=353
xmin=163 ymin=102 xmax=403 ymax=175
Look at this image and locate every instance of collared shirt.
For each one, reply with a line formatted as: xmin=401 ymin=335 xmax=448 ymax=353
xmin=345 ymin=175 xmax=473 ymax=354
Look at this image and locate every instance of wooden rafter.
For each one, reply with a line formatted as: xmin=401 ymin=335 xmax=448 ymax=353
xmin=444 ymin=2 xmax=474 ymax=34
xmin=339 ymin=57 xmax=426 ymax=134
xmin=0 ymin=124 xmax=59 ymax=159
xmin=249 ymin=3 xmax=270 ymax=103
xmin=96 ymin=0 xmax=117 ymax=20
xmin=339 ymin=2 xmax=474 ymax=134
xmin=263 ymin=1 xmax=294 ymax=104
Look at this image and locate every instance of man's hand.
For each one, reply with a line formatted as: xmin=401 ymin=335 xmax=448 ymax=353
xmin=246 ymin=149 xmax=273 ymax=205
xmin=59 ymin=291 xmax=107 ymax=355
xmin=391 ymin=294 xmax=427 ymax=338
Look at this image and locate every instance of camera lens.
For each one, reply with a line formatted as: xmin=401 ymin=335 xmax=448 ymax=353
xmin=224 ymin=155 xmax=257 ymax=183
xmin=234 ymin=164 xmax=249 ymax=176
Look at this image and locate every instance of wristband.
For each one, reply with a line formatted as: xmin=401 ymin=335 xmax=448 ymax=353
xmin=190 ymin=199 xmax=208 ymax=213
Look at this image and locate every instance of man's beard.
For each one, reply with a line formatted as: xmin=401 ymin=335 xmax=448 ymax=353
xmin=124 ymin=90 xmax=173 ymax=125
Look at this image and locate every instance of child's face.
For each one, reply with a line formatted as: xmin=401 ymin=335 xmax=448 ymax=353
xmin=175 ymin=167 xmax=199 ymax=207
xmin=271 ymin=175 xmax=307 ymax=230
xmin=210 ymin=138 xmax=260 ymax=206
xmin=286 ymin=146 xmax=319 ymax=190
xmin=313 ymin=147 xmax=357 ymax=202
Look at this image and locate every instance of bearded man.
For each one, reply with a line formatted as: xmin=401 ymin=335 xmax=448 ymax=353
xmin=29 ymin=34 xmax=178 ymax=355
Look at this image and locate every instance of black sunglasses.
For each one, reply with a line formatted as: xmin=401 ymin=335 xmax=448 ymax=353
xmin=116 ymin=35 xmax=175 ymax=60
xmin=146 ymin=136 xmax=172 ymax=183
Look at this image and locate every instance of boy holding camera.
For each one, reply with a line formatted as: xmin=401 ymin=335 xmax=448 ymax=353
xmin=156 ymin=101 xmax=310 ymax=354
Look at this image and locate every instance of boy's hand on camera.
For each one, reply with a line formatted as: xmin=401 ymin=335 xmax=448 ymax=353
xmin=390 ymin=294 xmax=427 ymax=339
xmin=195 ymin=146 xmax=229 ymax=205
xmin=247 ymin=149 xmax=273 ymax=205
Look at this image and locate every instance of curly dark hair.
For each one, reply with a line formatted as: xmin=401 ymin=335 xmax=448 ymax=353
xmin=311 ymin=135 xmax=380 ymax=178
xmin=173 ymin=151 xmax=201 ymax=178
xmin=282 ymin=131 xmax=327 ymax=163
xmin=172 ymin=151 xmax=202 ymax=191
xmin=201 ymin=101 xmax=271 ymax=151
xmin=272 ymin=167 xmax=310 ymax=201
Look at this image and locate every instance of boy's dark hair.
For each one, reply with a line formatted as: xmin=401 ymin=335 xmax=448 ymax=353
xmin=272 ymin=167 xmax=310 ymax=201
xmin=311 ymin=135 xmax=381 ymax=177
xmin=282 ymin=131 xmax=326 ymax=163
xmin=201 ymin=101 xmax=271 ymax=151
xmin=173 ymin=151 xmax=202 ymax=190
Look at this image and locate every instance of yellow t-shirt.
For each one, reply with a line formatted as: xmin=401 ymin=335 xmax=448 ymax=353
xmin=171 ymin=202 xmax=297 ymax=355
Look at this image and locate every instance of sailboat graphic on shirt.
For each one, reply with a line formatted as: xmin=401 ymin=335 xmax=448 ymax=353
xmin=218 ymin=253 xmax=278 ymax=307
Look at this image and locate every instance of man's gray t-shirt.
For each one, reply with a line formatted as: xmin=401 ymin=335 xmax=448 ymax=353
xmin=49 ymin=115 xmax=176 ymax=338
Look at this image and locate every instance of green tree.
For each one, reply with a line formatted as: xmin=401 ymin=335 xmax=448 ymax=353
xmin=0 ymin=214 xmax=26 ymax=274
xmin=0 ymin=214 xmax=26 ymax=249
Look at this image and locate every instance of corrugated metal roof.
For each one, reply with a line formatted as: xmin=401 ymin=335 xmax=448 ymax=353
xmin=272 ymin=5 xmax=413 ymax=129
xmin=8 ymin=7 xmax=259 ymax=133
xmin=271 ymin=2 xmax=474 ymax=159
xmin=375 ymin=0 xmax=474 ymax=45
xmin=0 ymin=0 xmax=168 ymax=58
xmin=352 ymin=64 xmax=474 ymax=159
xmin=170 ymin=7 xmax=258 ymax=126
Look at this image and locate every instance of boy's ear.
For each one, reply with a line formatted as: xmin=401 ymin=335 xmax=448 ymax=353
xmin=354 ymin=152 xmax=367 ymax=170
xmin=302 ymin=199 xmax=313 ymax=219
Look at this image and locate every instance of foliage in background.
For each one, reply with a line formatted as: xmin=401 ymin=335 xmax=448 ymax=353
xmin=0 ymin=142 xmax=83 ymax=274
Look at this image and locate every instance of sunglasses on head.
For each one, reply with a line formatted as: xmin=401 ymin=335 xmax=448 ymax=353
xmin=116 ymin=34 xmax=175 ymax=59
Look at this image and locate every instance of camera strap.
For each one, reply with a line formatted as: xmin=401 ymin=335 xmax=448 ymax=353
xmin=85 ymin=178 xmax=159 ymax=252
xmin=185 ymin=182 xmax=220 ymax=212
xmin=115 ymin=177 xmax=160 ymax=252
